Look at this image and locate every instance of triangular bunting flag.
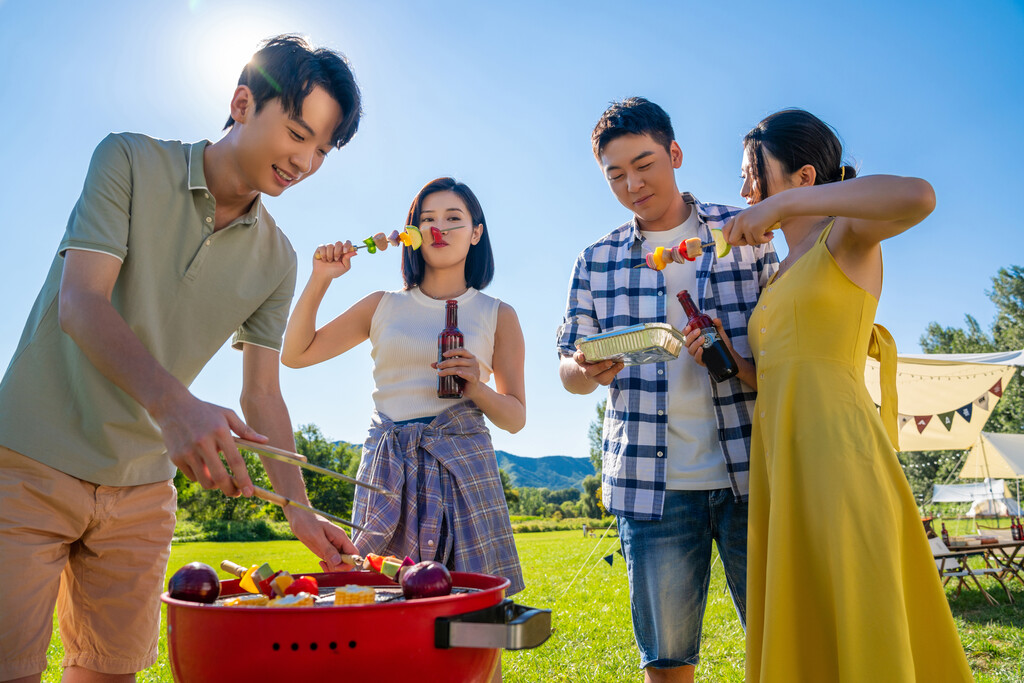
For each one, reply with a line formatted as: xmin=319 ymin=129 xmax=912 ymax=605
xmin=956 ymin=403 xmax=973 ymax=423
xmin=915 ymin=415 xmax=932 ymax=434
xmin=975 ymin=394 xmax=991 ymax=411
xmin=991 ymin=379 xmax=1003 ymax=397
xmin=603 ymin=554 xmax=614 ymax=567
xmin=938 ymin=411 xmax=956 ymax=431
xmin=616 ymin=548 xmax=623 ymax=556
xmin=898 ymin=414 xmax=912 ymax=429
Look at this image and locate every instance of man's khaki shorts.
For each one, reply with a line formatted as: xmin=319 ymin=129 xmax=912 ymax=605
xmin=0 ymin=446 xmax=177 ymax=679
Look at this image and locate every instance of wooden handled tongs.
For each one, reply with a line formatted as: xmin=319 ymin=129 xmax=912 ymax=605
xmin=231 ymin=437 xmax=396 ymax=536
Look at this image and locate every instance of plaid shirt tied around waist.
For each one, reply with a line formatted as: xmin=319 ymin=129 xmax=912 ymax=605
xmin=556 ymin=193 xmax=778 ymax=520
xmin=351 ymin=401 xmax=524 ymax=594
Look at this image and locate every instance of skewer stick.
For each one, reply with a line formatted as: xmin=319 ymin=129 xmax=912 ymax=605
xmin=632 ymin=241 xmax=717 ymax=268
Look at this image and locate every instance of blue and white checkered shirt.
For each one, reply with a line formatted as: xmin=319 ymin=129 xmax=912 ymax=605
xmin=556 ymin=193 xmax=778 ymax=520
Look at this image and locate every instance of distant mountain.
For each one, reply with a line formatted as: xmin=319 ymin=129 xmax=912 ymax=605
xmin=495 ymin=450 xmax=594 ymax=491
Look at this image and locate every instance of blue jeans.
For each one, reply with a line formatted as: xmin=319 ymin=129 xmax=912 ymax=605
xmin=618 ymin=488 xmax=747 ymax=669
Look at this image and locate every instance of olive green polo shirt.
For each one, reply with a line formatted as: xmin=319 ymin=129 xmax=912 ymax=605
xmin=0 ymin=132 xmax=297 ymax=486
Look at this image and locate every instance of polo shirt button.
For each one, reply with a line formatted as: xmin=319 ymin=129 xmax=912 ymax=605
xmin=658 ymin=410 xmax=664 ymax=416
xmin=760 ymin=412 xmax=766 ymax=418
xmin=427 ymin=539 xmax=434 ymax=546
xmin=205 ymin=216 xmax=213 ymax=224
xmin=657 ymin=369 xmax=664 ymax=375
xmin=657 ymin=291 xmax=664 ymax=296
xmin=205 ymin=239 xmax=212 ymax=246
xmin=657 ymin=451 xmax=664 ymax=457
xmin=760 ymin=350 xmax=766 ymax=356
xmin=761 ymin=328 xmax=766 ymax=334
xmin=204 ymin=192 xmax=210 ymax=199
xmin=759 ymin=373 xmax=765 ymax=380
xmin=761 ymin=305 xmax=767 ymax=310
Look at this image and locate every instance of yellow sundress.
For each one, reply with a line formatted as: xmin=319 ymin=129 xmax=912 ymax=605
xmin=746 ymin=220 xmax=974 ymax=682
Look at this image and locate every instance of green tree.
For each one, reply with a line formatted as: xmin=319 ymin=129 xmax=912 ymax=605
xmin=903 ymin=265 xmax=1024 ymax=503
xmin=294 ymin=424 xmax=361 ymax=522
xmin=588 ymin=401 xmax=606 ymax=473
xmin=545 ymin=487 xmax=581 ymax=506
xmin=515 ymin=487 xmax=545 ymax=516
xmin=498 ymin=468 xmax=519 ymax=506
xmin=580 ymin=473 xmax=603 ymax=518
xmin=174 ymin=448 xmax=274 ymax=523
xmin=919 ymin=265 xmax=1023 ymax=434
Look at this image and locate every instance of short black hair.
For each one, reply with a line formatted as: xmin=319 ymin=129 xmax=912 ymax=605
xmin=592 ymin=97 xmax=675 ymax=159
xmin=744 ymin=109 xmax=856 ymax=199
xmin=224 ymin=34 xmax=362 ymax=149
xmin=401 ymin=177 xmax=495 ymax=291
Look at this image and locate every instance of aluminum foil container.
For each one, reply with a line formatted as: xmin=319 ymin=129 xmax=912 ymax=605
xmin=575 ymin=323 xmax=684 ymax=365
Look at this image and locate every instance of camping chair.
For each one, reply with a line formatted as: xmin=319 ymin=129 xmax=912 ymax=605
xmin=929 ymin=536 xmax=1014 ymax=605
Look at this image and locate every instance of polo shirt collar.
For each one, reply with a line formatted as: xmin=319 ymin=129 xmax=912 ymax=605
xmin=187 ymin=140 xmax=210 ymax=191
xmin=186 ymin=140 xmax=262 ymax=229
xmin=627 ymin=192 xmax=711 ymax=247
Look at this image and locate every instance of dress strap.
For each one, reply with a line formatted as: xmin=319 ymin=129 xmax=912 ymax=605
xmin=868 ymin=324 xmax=899 ymax=449
xmin=815 ymin=217 xmax=838 ymax=245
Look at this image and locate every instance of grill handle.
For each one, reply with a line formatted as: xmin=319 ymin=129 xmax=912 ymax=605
xmin=434 ymin=599 xmax=552 ymax=650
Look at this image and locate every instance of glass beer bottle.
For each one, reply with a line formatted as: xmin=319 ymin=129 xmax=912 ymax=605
xmin=437 ymin=299 xmax=465 ymax=399
xmin=677 ymin=290 xmax=738 ymax=382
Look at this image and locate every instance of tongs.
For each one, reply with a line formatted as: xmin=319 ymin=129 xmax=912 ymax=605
xmin=233 ymin=437 xmax=395 ymax=535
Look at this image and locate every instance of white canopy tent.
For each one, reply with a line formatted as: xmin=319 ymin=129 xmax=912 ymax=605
xmin=959 ymin=431 xmax=1024 ymax=516
xmin=932 ymin=478 xmax=1021 ymax=517
xmin=960 ymin=432 xmax=1024 ymax=479
xmin=864 ymin=349 xmax=1023 ymax=452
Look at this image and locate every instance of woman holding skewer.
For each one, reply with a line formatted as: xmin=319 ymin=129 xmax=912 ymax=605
xmin=282 ymin=177 xmax=525 ymax=596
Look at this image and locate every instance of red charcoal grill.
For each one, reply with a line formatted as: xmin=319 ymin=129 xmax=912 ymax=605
xmin=163 ymin=570 xmax=551 ymax=682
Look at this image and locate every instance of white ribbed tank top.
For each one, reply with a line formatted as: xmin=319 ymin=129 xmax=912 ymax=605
xmin=368 ymin=287 xmax=499 ymax=421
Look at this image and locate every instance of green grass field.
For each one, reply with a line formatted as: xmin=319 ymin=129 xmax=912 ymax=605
xmin=40 ymin=527 xmax=1024 ymax=682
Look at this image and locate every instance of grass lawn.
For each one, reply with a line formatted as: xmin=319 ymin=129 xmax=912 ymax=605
xmin=40 ymin=528 xmax=1024 ymax=682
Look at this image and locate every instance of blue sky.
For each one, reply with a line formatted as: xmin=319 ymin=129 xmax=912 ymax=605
xmin=1 ymin=0 xmax=1021 ymax=462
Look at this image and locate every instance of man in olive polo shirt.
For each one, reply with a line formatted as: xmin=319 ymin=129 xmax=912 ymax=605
xmin=0 ymin=36 xmax=361 ymax=682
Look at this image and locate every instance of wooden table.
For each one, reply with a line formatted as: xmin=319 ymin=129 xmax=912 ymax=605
xmin=945 ymin=540 xmax=1022 ymax=604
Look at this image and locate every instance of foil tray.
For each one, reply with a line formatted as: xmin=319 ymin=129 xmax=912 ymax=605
xmin=575 ymin=323 xmax=684 ymax=365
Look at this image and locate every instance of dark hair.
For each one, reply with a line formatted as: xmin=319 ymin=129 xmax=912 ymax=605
xmin=224 ymin=34 xmax=362 ymax=149
xmin=744 ymin=108 xmax=856 ymax=199
xmin=591 ymin=97 xmax=675 ymax=159
xmin=401 ymin=178 xmax=495 ymax=291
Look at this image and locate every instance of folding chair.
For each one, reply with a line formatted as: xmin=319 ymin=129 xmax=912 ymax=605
xmin=929 ymin=536 xmax=1013 ymax=605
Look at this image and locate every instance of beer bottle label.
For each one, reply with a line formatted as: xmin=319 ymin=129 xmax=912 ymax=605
xmin=701 ymin=326 xmax=720 ymax=349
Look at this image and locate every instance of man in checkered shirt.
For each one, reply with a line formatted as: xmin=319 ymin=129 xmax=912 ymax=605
xmin=557 ymin=98 xmax=777 ymax=682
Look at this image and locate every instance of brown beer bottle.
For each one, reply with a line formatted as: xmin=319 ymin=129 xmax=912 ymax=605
xmin=437 ymin=299 xmax=465 ymax=399
xmin=677 ymin=290 xmax=738 ymax=383
xmin=941 ymin=522 xmax=950 ymax=545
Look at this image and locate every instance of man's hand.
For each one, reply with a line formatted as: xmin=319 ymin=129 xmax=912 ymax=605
xmin=683 ymin=318 xmax=737 ymax=368
xmin=573 ymin=350 xmax=624 ymax=386
xmin=154 ymin=392 xmax=268 ymax=497
xmin=283 ymin=507 xmax=360 ymax=572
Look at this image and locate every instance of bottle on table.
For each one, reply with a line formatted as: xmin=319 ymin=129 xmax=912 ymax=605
xmin=941 ymin=522 xmax=950 ymax=546
xmin=437 ymin=299 xmax=465 ymax=399
xmin=677 ymin=290 xmax=738 ymax=383
xmin=1012 ymin=517 xmax=1021 ymax=542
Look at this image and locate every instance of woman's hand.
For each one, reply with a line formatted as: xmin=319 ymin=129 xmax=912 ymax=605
xmin=313 ymin=241 xmax=357 ymax=280
xmin=722 ymin=201 xmax=781 ymax=247
xmin=434 ymin=347 xmax=483 ymax=398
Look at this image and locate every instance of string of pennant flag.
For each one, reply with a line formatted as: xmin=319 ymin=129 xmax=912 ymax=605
xmin=898 ymin=452 xmax=965 ymax=470
xmin=876 ymin=379 xmax=1004 ymax=435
